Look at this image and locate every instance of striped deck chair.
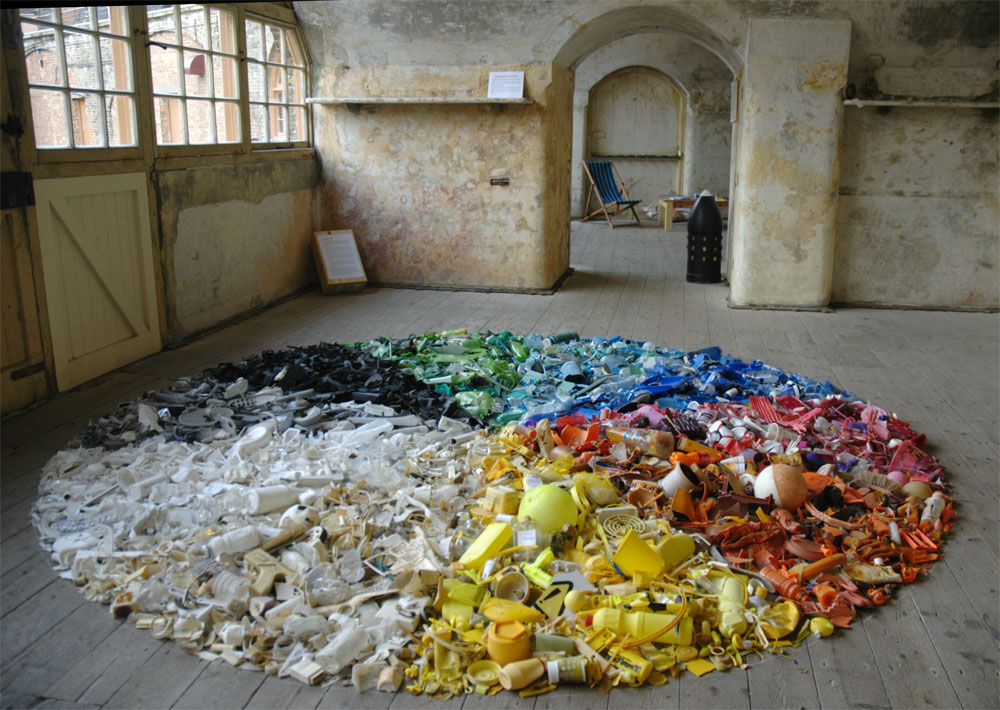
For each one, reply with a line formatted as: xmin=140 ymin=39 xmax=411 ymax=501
xmin=581 ymin=160 xmax=642 ymax=228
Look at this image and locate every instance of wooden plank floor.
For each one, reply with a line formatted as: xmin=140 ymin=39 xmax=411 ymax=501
xmin=2 ymin=220 xmax=998 ymax=709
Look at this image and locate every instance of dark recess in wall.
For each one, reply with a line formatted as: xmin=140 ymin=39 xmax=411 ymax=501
xmin=901 ymin=0 xmax=999 ymax=48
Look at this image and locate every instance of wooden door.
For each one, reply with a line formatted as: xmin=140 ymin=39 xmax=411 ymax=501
xmin=33 ymin=173 xmax=160 ymax=391
xmin=588 ymin=67 xmax=684 ymax=204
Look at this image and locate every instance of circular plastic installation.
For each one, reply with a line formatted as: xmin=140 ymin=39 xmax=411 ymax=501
xmin=30 ymin=331 xmax=954 ymax=697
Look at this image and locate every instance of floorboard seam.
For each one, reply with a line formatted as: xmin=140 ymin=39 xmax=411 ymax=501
xmin=902 ymin=585 xmax=970 ymax=708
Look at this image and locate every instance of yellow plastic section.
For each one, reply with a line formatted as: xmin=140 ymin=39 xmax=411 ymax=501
xmin=759 ymin=600 xmax=801 ymax=639
xmin=717 ymin=574 xmax=748 ymax=638
xmin=445 ymin=579 xmax=486 ymax=606
xmin=810 ymin=616 xmax=835 ymax=638
xmin=609 ymin=647 xmax=653 ymax=684
xmin=685 ymin=658 xmax=717 ymax=677
xmin=613 ymin=530 xmax=666 ymax=578
xmin=480 ymin=597 xmax=545 ymax=623
xmin=486 ymin=620 xmax=531 ymax=665
xmin=458 ymin=522 xmax=513 ymax=571
xmin=518 ymin=485 xmax=578 ymax=534
xmin=654 ymin=532 xmax=696 ymax=571
xmin=588 ymin=608 xmax=693 ymax=646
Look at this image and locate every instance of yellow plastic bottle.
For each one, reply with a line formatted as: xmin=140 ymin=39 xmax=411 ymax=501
xmin=716 ymin=574 xmax=748 ymax=638
xmin=583 ymin=607 xmax=693 ymax=645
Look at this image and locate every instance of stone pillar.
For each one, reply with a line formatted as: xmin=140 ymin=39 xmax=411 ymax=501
xmin=571 ymin=89 xmax=588 ymax=218
xmin=729 ymin=19 xmax=851 ymax=308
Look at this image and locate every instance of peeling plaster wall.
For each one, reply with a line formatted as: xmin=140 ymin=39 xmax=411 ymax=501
xmin=157 ymin=159 xmax=319 ymax=341
xmin=295 ymin=1 xmax=749 ymax=70
xmin=730 ymin=19 xmax=852 ymax=308
xmin=313 ymin=64 xmax=570 ymax=291
xmin=297 ymin=0 xmax=997 ymax=309
xmin=297 ymin=1 xmax=746 ymax=293
xmin=833 ymin=1 xmax=999 ymax=309
xmin=684 ymin=103 xmax=733 ymax=198
xmin=834 ymin=109 xmax=999 ymax=308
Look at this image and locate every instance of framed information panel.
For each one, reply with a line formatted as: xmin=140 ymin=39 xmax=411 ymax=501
xmin=312 ymin=230 xmax=367 ymax=293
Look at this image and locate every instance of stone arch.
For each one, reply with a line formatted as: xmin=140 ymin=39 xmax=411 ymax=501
xmin=554 ymin=5 xmax=743 ymax=75
xmin=570 ymin=30 xmax=736 ymax=216
xmin=553 ymin=6 xmax=741 ymax=276
xmin=579 ymin=65 xmax=686 ymax=214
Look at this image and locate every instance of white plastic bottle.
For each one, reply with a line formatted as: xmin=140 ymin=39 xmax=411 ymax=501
xmin=205 ymin=526 xmax=261 ymax=557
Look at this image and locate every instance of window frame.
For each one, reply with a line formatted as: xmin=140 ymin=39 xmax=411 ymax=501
xmin=243 ymin=10 xmax=310 ymax=149
xmin=20 ymin=3 xmax=311 ymax=164
xmin=145 ymin=4 xmax=243 ymax=153
xmin=20 ymin=5 xmax=143 ymax=164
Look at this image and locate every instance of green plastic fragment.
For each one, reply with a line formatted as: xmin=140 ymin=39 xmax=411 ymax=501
xmin=455 ymin=390 xmax=494 ymax=418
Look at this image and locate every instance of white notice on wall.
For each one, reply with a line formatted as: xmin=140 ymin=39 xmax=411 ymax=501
xmin=315 ymin=230 xmax=366 ymax=283
xmin=487 ymin=71 xmax=524 ymax=99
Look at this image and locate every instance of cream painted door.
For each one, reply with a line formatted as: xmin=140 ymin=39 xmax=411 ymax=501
xmin=33 ymin=173 xmax=160 ymax=391
xmin=588 ymin=67 xmax=684 ymax=205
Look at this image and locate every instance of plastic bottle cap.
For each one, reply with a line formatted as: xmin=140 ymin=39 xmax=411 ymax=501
xmin=467 ymin=660 xmax=502 ymax=686
xmin=676 ymin=645 xmax=699 ymax=661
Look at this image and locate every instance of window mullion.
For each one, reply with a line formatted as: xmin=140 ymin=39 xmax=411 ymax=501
xmin=204 ymin=6 xmax=218 ymax=144
xmin=91 ymin=29 xmax=109 ymax=147
xmin=52 ymin=24 xmax=75 ymax=148
xmin=130 ymin=4 xmax=156 ymax=162
xmin=236 ymin=8 xmax=251 ymax=154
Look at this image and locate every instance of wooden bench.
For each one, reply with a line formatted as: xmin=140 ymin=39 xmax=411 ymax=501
xmin=658 ymin=196 xmax=728 ymax=230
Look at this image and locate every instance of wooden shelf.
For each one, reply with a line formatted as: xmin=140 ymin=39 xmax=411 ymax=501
xmin=306 ymin=97 xmax=533 ymax=106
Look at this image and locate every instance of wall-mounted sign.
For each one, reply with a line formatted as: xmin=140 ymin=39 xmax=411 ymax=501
xmin=488 ymin=71 xmax=524 ymax=99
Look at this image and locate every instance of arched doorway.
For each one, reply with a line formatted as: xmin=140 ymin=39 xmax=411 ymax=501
xmin=560 ymin=16 xmax=740 ymax=280
xmin=569 ymin=31 xmax=736 ymax=222
xmin=555 ymin=6 xmax=743 ymax=252
xmin=586 ymin=66 xmax=685 ymax=210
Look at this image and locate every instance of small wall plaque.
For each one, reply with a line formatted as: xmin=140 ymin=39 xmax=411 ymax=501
xmin=312 ymin=229 xmax=367 ymax=293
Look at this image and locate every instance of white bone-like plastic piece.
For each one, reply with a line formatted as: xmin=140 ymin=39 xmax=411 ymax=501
xmin=352 ymin=662 xmax=384 ymax=693
xmin=289 ymin=659 xmax=324 ymax=685
xmin=137 ymin=403 xmax=163 ymax=432
xmin=279 ymin=505 xmax=319 ymax=528
xmin=170 ymin=465 xmax=198 ymax=484
xmin=127 ymin=472 xmax=168 ymax=501
xmin=377 ymin=665 xmax=403 ymax=692
xmin=218 ymin=621 xmax=247 ymax=647
xmin=52 ymin=532 xmax=99 ymax=567
xmin=234 ymin=421 xmax=275 ymax=458
xmin=264 ymin=596 xmax=304 ymax=623
xmin=284 ymin=614 xmax=329 ymax=639
xmin=247 ymin=486 xmax=303 ymax=514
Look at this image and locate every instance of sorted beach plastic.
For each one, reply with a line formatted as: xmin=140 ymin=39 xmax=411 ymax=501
xmin=31 ymin=331 xmax=955 ymax=697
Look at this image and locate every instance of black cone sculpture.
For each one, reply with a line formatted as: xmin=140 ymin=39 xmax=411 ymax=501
xmin=686 ymin=191 xmax=723 ymax=284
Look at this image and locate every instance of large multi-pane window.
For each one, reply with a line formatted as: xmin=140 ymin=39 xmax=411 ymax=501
xmin=146 ymin=4 xmax=240 ymax=145
xmin=245 ymin=18 xmax=307 ymax=144
xmin=20 ymin=6 xmax=136 ymax=149
xmin=20 ymin=4 xmax=309 ymax=154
